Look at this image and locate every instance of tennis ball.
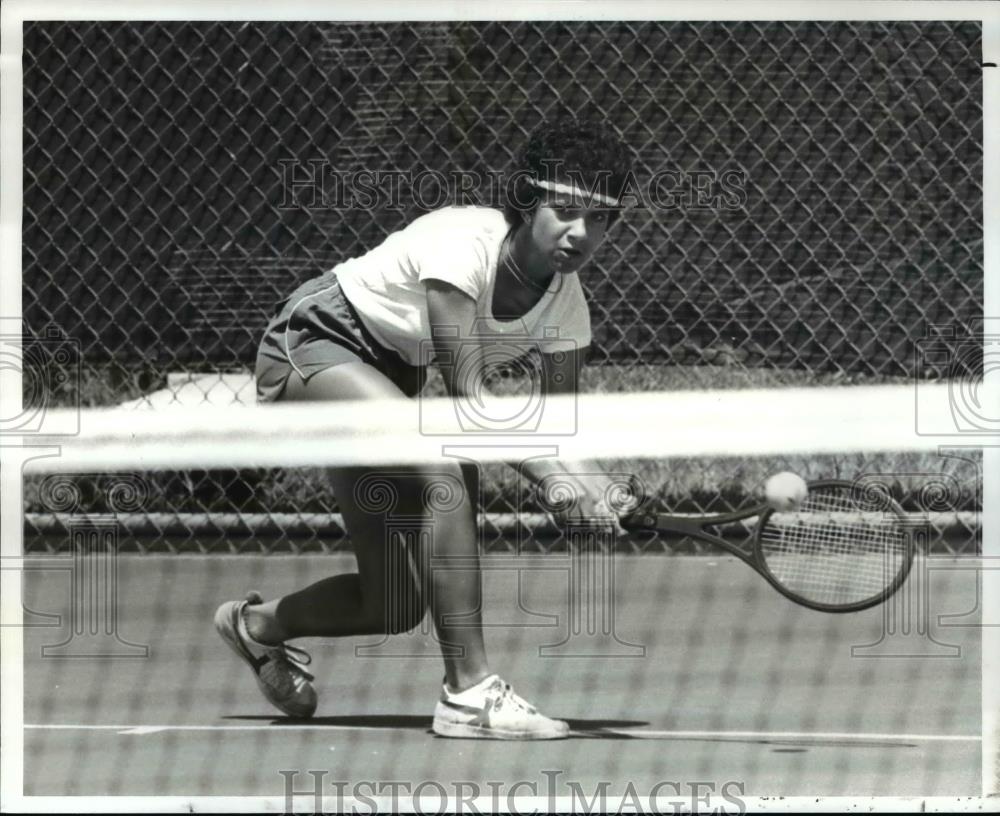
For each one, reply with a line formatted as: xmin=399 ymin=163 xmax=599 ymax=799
xmin=765 ymin=471 xmax=808 ymax=511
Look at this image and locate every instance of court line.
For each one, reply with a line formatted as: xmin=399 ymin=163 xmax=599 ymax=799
xmin=22 ymin=723 xmax=982 ymax=742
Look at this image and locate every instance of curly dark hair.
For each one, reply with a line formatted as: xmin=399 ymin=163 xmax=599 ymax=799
xmin=503 ymin=117 xmax=633 ymax=227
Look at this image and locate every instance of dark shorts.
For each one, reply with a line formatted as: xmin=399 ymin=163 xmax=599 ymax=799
xmin=255 ymin=269 xmax=426 ymax=403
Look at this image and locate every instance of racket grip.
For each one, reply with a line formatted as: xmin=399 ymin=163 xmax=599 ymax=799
xmin=618 ymin=511 xmax=657 ymax=532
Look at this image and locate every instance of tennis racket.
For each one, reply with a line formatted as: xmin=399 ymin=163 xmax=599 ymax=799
xmin=619 ymin=479 xmax=915 ymax=612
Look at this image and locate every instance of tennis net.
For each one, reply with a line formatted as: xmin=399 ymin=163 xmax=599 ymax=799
xmin=12 ymin=385 xmax=985 ymax=807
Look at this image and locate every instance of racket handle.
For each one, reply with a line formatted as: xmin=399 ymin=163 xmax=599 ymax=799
xmin=619 ymin=511 xmax=657 ymax=532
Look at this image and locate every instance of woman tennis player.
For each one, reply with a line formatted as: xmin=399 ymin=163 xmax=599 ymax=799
xmin=215 ymin=118 xmax=632 ymax=740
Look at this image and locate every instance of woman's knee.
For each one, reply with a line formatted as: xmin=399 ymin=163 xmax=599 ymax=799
xmin=386 ymin=598 xmax=429 ymax=635
xmin=357 ymin=592 xmax=428 ymax=635
xmin=400 ymin=463 xmax=471 ymax=517
xmin=342 ymin=462 xmax=471 ymax=519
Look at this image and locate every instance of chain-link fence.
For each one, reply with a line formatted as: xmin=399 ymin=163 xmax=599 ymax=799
xmin=21 ymin=21 xmax=983 ymax=552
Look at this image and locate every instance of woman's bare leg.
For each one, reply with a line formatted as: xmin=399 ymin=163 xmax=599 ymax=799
xmin=244 ymin=364 xmax=490 ymax=691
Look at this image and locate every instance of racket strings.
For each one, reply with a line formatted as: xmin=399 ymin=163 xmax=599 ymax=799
xmin=758 ymin=489 xmax=909 ymax=606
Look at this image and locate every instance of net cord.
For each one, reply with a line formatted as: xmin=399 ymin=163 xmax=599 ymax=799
xmin=19 ymin=384 xmax=956 ymax=473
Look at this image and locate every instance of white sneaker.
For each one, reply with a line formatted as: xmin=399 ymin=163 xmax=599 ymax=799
xmin=214 ymin=591 xmax=317 ymax=718
xmin=432 ymin=674 xmax=569 ymax=740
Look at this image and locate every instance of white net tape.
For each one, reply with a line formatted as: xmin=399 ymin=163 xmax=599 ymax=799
xmin=22 ymin=384 xmax=956 ymax=473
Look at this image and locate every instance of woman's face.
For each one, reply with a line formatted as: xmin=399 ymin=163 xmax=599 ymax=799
xmin=527 ymin=193 xmax=611 ymax=273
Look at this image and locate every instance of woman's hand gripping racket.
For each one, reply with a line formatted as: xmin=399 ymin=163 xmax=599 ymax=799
xmin=620 ymin=479 xmax=915 ymax=613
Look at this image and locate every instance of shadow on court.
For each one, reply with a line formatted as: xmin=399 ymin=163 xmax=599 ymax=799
xmin=225 ymin=714 xmax=650 ymax=731
xmin=220 ymin=714 xmax=911 ymax=748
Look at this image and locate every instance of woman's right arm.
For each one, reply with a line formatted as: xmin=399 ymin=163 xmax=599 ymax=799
xmin=426 ymin=280 xmax=623 ymax=529
xmin=424 ymin=279 xmax=485 ymax=399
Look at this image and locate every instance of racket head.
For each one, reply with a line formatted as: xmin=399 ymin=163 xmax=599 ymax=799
xmin=752 ymin=479 xmax=915 ymax=612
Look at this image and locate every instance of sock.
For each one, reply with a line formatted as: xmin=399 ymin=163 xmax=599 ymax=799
xmin=446 ymin=674 xmax=499 ymax=698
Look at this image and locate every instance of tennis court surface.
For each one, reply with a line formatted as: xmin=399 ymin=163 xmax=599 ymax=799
xmin=23 ymin=549 xmax=980 ymax=798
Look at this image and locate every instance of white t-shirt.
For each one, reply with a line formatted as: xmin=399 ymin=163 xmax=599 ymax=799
xmin=335 ymin=206 xmax=592 ymax=366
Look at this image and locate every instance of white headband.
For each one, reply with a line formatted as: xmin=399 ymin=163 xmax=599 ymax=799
xmin=528 ymin=178 xmax=623 ymax=208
